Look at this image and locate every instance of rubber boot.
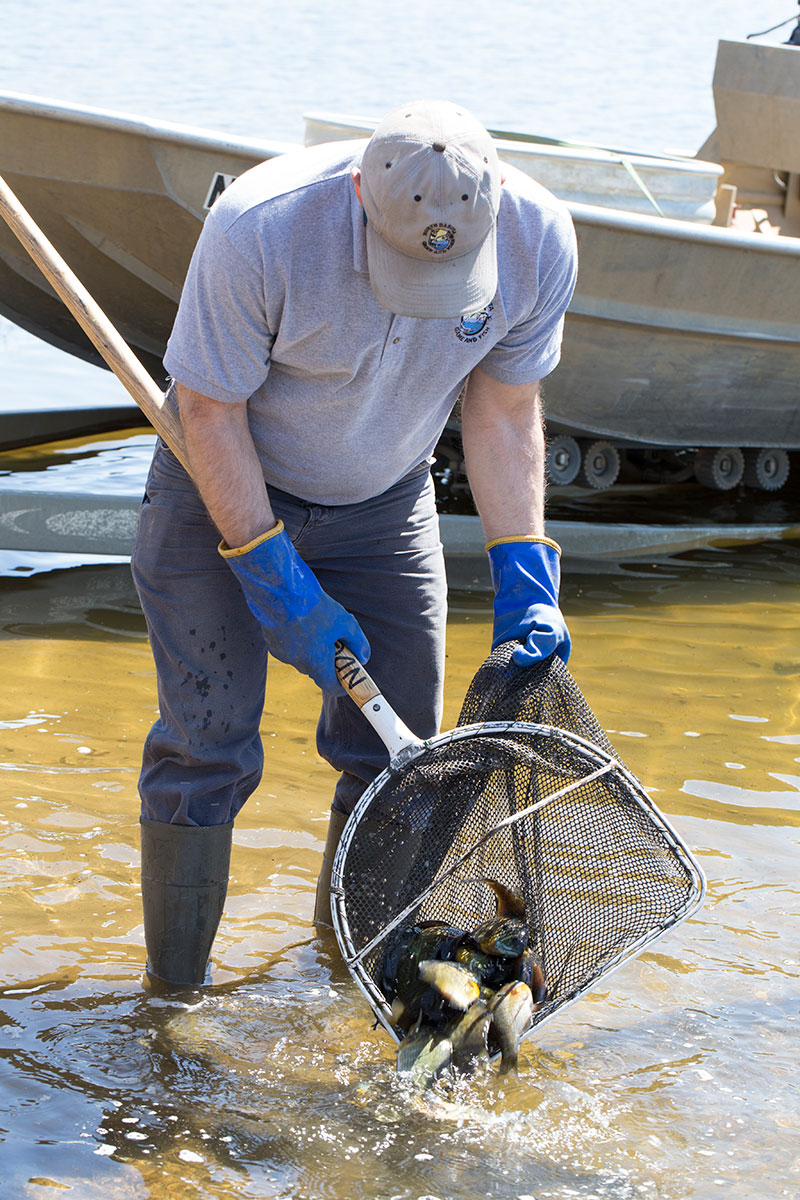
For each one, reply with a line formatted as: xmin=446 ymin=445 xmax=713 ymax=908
xmin=313 ymin=807 xmax=348 ymax=928
xmin=140 ymin=818 xmax=233 ymax=987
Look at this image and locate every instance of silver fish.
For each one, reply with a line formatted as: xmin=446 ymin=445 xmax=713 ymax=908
xmin=472 ymin=915 xmax=529 ymax=958
xmin=396 ymin=1023 xmax=454 ymax=1088
xmin=487 ymin=980 xmax=534 ymax=1074
xmin=417 ymin=959 xmax=481 ymax=1011
xmin=442 ymin=999 xmax=491 ymax=1074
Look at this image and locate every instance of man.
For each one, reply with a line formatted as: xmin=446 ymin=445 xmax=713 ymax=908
xmin=131 ymin=100 xmax=577 ymax=987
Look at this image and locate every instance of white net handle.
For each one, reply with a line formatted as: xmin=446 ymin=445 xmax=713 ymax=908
xmin=334 ymin=642 xmax=422 ymax=759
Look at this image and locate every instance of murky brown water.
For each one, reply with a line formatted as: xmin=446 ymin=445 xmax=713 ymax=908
xmin=1 ymin=539 xmax=799 ymax=1200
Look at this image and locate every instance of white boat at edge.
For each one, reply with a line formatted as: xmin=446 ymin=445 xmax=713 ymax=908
xmin=0 ymin=435 xmax=796 ymax=578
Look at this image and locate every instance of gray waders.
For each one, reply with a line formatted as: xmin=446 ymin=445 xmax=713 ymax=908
xmin=140 ymin=819 xmax=233 ymax=987
xmin=313 ymin=807 xmax=348 ymax=928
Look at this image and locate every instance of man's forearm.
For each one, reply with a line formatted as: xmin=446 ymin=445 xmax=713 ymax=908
xmin=460 ymin=366 xmax=546 ymax=543
xmin=176 ymin=383 xmax=276 ymax=548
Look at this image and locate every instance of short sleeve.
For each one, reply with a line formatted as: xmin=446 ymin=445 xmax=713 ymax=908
xmin=163 ymin=210 xmax=274 ymax=403
xmin=480 ymin=216 xmax=578 ymax=386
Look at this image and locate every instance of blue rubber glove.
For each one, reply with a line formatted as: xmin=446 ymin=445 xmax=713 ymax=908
xmin=487 ymin=536 xmax=571 ymax=667
xmin=220 ymin=521 xmax=370 ymax=694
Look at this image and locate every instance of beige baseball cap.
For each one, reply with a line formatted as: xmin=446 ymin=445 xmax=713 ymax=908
xmin=359 ymin=100 xmax=502 ymax=319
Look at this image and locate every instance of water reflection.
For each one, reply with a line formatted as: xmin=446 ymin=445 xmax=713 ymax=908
xmin=0 ymin=541 xmax=798 ymax=1198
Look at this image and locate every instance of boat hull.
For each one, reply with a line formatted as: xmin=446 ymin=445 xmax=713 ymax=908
xmin=553 ymin=204 xmax=800 ymax=449
xmin=0 ymin=92 xmax=292 ymax=381
xmin=1 ymin=92 xmax=798 ymax=453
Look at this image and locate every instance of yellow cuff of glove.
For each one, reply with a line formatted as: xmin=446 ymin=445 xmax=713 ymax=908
xmin=484 ymin=534 xmax=562 ymax=555
xmin=219 ymin=520 xmax=285 ymax=558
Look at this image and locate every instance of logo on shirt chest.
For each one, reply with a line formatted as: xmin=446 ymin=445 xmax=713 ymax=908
xmin=455 ymin=303 xmax=493 ymax=343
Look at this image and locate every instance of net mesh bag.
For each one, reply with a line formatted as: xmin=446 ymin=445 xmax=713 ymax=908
xmin=332 ymin=643 xmax=705 ymax=1041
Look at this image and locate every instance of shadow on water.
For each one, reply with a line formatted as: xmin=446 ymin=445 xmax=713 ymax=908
xmin=0 ymin=564 xmax=146 ymax=641
xmin=0 ymin=531 xmax=799 ymax=643
xmin=547 ymin=472 xmax=800 ymax=532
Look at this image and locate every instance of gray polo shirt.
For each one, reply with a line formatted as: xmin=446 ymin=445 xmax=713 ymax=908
xmin=164 ymin=140 xmax=577 ymax=506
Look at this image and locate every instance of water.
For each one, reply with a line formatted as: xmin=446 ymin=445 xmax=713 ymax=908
xmin=1 ymin=4 xmax=800 ymax=1198
xmin=1 ymin=547 xmax=799 ymax=1197
xmin=2 ymin=0 xmax=797 ymax=148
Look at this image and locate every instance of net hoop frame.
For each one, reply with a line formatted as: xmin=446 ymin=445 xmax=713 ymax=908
xmin=330 ymin=719 xmax=706 ymax=1046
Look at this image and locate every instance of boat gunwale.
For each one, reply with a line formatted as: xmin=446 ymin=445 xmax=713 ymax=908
xmin=567 ymin=197 xmax=800 ymax=254
xmin=566 ymin=296 xmax=800 ymax=344
xmin=0 ymin=89 xmax=297 ymax=159
xmin=7 ymin=91 xmax=795 ymax=258
xmin=5 ymin=93 xmax=720 ymax=183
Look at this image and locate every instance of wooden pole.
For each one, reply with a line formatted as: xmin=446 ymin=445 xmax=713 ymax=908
xmin=0 ymin=173 xmax=190 ymax=473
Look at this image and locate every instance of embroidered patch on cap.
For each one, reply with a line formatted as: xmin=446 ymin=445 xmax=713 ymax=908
xmin=422 ymin=223 xmax=456 ymax=254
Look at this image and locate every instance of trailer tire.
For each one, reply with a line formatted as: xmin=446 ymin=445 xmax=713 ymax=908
xmin=546 ymin=435 xmax=581 ymax=486
xmin=743 ymin=448 xmax=790 ymax=491
xmin=577 ymin=440 xmax=620 ymax=490
xmin=693 ymin=447 xmax=744 ymax=490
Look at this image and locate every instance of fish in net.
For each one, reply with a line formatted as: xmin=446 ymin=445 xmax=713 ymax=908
xmin=330 ymin=642 xmax=705 ymax=1046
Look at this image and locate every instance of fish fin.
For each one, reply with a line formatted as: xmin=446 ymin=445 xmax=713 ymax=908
xmin=480 ymin=878 xmax=526 ymax=919
xmin=531 ymin=962 xmax=548 ymax=1005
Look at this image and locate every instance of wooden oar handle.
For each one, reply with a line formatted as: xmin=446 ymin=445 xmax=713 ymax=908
xmin=0 ymin=174 xmax=424 ymax=759
xmin=334 ymin=641 xmax=421 ymax=757
xmin=0 ymin=173 xmax=190 ymax=474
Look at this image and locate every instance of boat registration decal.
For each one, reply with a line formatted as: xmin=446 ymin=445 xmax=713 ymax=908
xmin=204 ymin=173 xmax=238 ymax=210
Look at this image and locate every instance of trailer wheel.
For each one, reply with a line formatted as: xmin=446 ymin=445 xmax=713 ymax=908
xmin=693 ymin=446 xmax=744 ymax=490
xmin=546 ymin=435 xmax=581 ymax=486
xmin=577 ymin=440 xmax=620 ymax=490
xmin=743 ymin=448 xmax=790 ymax=491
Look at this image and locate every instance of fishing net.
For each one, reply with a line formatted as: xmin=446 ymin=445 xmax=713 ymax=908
xmin=331 ymin=643 xmax=705 ymax=1043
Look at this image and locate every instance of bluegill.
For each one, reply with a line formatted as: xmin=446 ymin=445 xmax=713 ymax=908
xmin=454 ymin=942 xmax=509 ymax=989
xmin=471 ymin=878 xmax=530 ymax=957
xmin=381 ymin=922 xmax=464 ymax=1004
xmin=471 ymin=915 xmax=529 ymax=958
xmin=385 ymin=879 xmax=543 ymax=1081
xmin=382 ymin=922 xmax=468 ymax=1031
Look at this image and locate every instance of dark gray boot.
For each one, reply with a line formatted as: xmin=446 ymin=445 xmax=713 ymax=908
xmin=140 ymin=818 xmax=233 ymax=987
xmin=313 ymin=807 xmax=348 ymax=929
